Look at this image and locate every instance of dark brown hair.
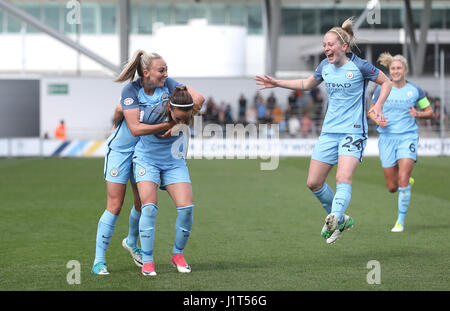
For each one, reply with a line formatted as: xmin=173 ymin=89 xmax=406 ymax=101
xmin=167 ymin=86 xmax=194 ymax=124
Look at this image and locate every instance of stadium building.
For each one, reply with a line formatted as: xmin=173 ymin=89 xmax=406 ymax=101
xmin=0 ymin=0 xmax=448 ymax=144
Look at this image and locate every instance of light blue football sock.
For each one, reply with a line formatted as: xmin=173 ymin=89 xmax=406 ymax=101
xmin=331 ymin=183 xmax=352 ymax=224
xmin=139 ymin=203 xmax=158 ymax=264
xmin=172 ymin=205 xmax=194 ymax=255
xmin=312 ymin=183 xmax=334 ymax=214
xmin=126 ymin=205 xmax=141 ymax=248
xmin=94 ymin=210 xmax=118 ymax=265
xmin=397 ymin=185 xmax=411 ymax=226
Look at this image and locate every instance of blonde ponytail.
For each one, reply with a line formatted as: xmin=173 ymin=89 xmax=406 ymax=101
xmin=115 ymin=50 xmax=163 ymax=83
xmin=328 ymin=17 xmax=357 ymax=52
xmin=377 ymin=52 xmax=408 ymax=71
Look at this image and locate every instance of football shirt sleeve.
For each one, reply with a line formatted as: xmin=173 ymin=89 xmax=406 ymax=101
xmin=120 ymin=83 xmax=140 ymax=110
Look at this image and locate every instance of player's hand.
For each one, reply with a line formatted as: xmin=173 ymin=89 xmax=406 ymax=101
xmin=158 ymin=128 xmax=172 ymax=138
xmin=408 ymin=106 xmax=418 ymax=118
xmin=368 ymin=104 xmax=386 ymax=123
xmin=254 ymin=74 xmax=278 ymax=90
xmin=157 ymin=120 xmax=176 ymax=138
xmin=376 ymin=118 xmax=388 ymax=128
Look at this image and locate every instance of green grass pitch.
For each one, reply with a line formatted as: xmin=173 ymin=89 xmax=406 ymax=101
xmin=1 ymin=156 xmax=449 ymax=291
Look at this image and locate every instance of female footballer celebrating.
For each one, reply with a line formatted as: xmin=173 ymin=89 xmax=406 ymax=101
xmin=255 ymin=17 xmax=392 ymax=244
xmin=92 ymin=50 xmax=203 ymax=275
xmin=133 ymin=86 xmax=203 ymax=276
xmin=369 ymin=53 xmax=433 ymax=233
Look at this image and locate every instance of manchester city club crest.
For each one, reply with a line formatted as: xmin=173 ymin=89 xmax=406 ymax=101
xmin=346 ymin=71 xmax=354 ymax=79
xmin=139 ymin=168 xmax=146 ymax=176
xmin=110 ymin=168 xmax=119 ymax=177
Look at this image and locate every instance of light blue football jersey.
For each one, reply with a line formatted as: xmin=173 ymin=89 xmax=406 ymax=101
xmin=371 ymin=81 xmax=430 ymax=134
xmin=133 ymin=80 xmax=185 ymax=164
xmin=106 ymin=78 xmax=180 ymax=153
xmin=314 ymin=53 xmax=379 ymax=135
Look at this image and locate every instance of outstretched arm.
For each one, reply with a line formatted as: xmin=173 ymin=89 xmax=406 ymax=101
xmin=254 ymin=74 xmax=320 ymax=91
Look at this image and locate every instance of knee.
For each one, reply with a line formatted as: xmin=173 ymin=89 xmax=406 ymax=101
xmin=107 ymin=196 xmax=124 ymax=215
xmin=387 ymin=185 xmax=398 ymax=193
xmin=306 ymin=179 xmax=323 ymax=192
xmin=141 ymin=203 xmax=158 ymax=217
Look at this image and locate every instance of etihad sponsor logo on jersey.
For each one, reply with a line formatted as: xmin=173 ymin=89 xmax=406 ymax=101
xmin=325 ymin=82 xmax=352 ymax=89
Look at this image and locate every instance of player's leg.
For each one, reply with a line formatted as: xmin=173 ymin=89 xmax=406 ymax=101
xmin=163 ymin=165 xmax=193 ymax=273
xmin=92 ymin=181 xmax=125 ymax=274
xmin=167 ymin=185 xmax=193 ymax=273
xmin=392 ymin=158 xmax=415 ymax=232
xmin=136 ymin=180 xmax=159 ymax=276
xmin=122 ymin=181 xmax=143 ymax=267
xmin=326 ymin=133 xmax=367 ymax=244
xmin=308 ymin=133 xmax=338 ymax=219
xmin=325 ymin=155 xmax=359 ymax=244
xmin=383 ymin=166 xmax=399 ymax=193
xmin=307 ymin=159 xmax=335 ymax=214
xmin=332 ymin=155 xmax=359 ymax=221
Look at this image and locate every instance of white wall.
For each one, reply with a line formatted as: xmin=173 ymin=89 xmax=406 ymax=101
xmin=40 ymin=77 xmax=123 ymax=139
xmin=39 ymin=76 xmax=294 ymax=139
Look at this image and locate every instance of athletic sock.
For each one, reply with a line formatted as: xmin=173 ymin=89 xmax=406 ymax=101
xmin=312 ymin=183 xmax=334 ymax=214
xmin=331 ymin=183 xmax=352 ymax=224
xmin=126 ymin=205 xmax=141 ymax=248
xmin=172 ymin=205 xmax=194 ymax=255
xmin=139 ymin=203 xmax=158 ymax=264
xmin=94 ymin=210 xmax=118 ymax=265
xmin=397 ymin=185 xmax=411 ymax=226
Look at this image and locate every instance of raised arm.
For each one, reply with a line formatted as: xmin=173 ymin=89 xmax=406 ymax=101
xmin=254 ymin=74 xmax=320 ymax=92
xmin=186 ymin=86 xmax=205 ymax=115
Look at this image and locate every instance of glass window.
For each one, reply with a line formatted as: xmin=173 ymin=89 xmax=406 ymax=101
xmin=44 ymin=4 xmax=61 ymax=32
xmin=136 ymin=5 xmax=152 ymax=33
xmin=281 ymin=8 xmax=300 ymax=35
xmin=373 ymin=8 xmax=389 ymax=29
xmin=0 ymin=11 xmax=3 ymax=33
xmin=230 ymin=4 xmax=245 ymax=26
xmin=412 ymin=8 xmax=421 ymax=29
xmin=23 ymin=5 xmax=41 ymax=33
xmin=64 ymin=3 xmax=78 ymax=34
xmin=320 ymin=9 xmax=336 ymax=33
xmin=81 ymin=5 xmax=97 ymax=34
xmin=101 ymin=4 xmax=116 ymax=34
xmin=209 ymin=4 xmax=226 ymax=25
xmin=155 ymin=4 xmax=171 ymax=25
xmin=430 ymin=9 xmax=444 ymax=29
xmin=174 ymin=4 xmax=189 ymax=25
xmin=189 ymin=4 xmax=207 ymax=20
xmin=390 ymin=8 xmax=402 ymax=29
xmin=247 ymin=4 xmax=262 ymax=34
xmin=447 ymin=9 xmax=450 ymax=29
xmin=302 ymin=9 xmax=318 ymax=34
xmin=336 ymin=9 xmax=354 ymax=27
xmin=7 ymin=13 xmax=22 ymax=33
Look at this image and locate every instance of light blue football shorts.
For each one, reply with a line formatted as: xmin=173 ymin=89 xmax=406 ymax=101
xmin=312 ymin=132 xmax=367 ymax=165
xmin=378 ymin=132 xmax=418 ymax=168
xmin=132 ymin=155 xmax=191 ymax=190
xmin=104 ymin=148 xmax=136 ymax=184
